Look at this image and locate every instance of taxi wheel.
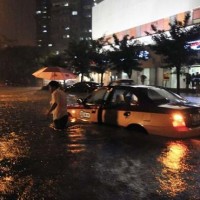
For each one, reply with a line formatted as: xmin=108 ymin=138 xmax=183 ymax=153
xmin=127 ymin=124 xmax=148 ymax=135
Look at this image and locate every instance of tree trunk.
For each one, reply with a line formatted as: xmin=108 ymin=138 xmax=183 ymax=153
xmin=176 ymin=66 xmax=181 ymax=94
xmin=81 ymin=73 xmax=84 ymax=82
xmin=100 ymin=72 xmax=104 ymax=86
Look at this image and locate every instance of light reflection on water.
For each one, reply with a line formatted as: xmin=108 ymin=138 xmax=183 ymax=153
xmin=67 ymin=126 xmax=86 ymax=154
xmin=0 ymin=132 xmax=26 ymax=160
xmin=157 ymin=141 xmax=190 ymax=197
xmin=0 ymin=176 xmax=14 ymax=194
xmin=0 ymin=132 xmax=28 ymax=194
xmin=0 ymin=87 xmax=49 ymax=102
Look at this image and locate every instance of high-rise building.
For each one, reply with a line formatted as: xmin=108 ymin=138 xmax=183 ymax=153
xmin=35 ymin=0 xmax=51 ymax=53
xmin=35 ymin=0 xmax=98 ymax=54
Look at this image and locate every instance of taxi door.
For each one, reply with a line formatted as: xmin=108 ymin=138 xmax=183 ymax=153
xmin=102 ymin=88 xmax=131 ymax=126
xmin=78 ymin=104 xmax=100 ymax=122
xmin=77 ymin=87 xmax=109 ymax=123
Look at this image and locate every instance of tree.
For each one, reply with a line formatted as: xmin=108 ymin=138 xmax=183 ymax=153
xmin=0 ymin=34 xmax=14 ymax=48
xmin=66 ymin=39 xmax=91 ymax=82
xmin=146 ymin=13 xmax=200 ymax=94
xmin=108 ymin=34 xmax=143 ymax=78
xmin=41 ymin=53 xmax=67 ymax=68
xmin=0 ymin=46 xmax=41 ymax=85
xmin=89 ymin=36 xmax=110 ymax=85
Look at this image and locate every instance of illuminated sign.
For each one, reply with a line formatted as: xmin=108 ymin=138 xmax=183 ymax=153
xmin=80 ymin=111 xmax=90 ymax=118
xmin=187 ymin=39 xmax=200 ymax=51
xmin=138 ymin=50 xmax=149 ymax=60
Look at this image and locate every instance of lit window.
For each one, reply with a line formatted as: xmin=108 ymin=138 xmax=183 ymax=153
xmin=65 ymin=27 xmax=70 ymax=30
xmin=43 ymin=30 xmax=47 ymax=33
xmin=89 ymin=29 xmax=92 ymax=32
xmin=63 ymin=35 xmax=70 ymax=38
xmin=64 ymin=3 xmax=69 ymax=6
xmin=83 ymin=5 xmax=91 ymax=9
xmin=85 ymin=14 xmax=91 ymax=18
xmin=36 ymin=10 xmax=41 ymax=14
xmin=48 ymin=44 xmax=53 ymax=47
xmin=72 ymin=11 xmax=78 ymax=15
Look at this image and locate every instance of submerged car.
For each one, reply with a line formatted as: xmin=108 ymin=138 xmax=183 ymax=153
xmin=65 ymin=81 xmax=100 ymax=93
xmin=67 ymin=85 xmax=200 ymax=138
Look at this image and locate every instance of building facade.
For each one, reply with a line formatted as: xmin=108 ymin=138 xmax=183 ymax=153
xmin=92 ymin=0 xmax=200 ymax=88
xmin=35 ymin=0 xmax=52 ymax=53
xmin=35 ymin=0 xmax=99 ymax=54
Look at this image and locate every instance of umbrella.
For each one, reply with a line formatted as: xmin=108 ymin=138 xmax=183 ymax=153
xmin=32 ymin=66 xmax=77 ymax=80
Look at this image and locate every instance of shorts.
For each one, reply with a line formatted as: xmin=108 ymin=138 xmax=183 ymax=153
xmin=54 ymin=115 xmax=68 ymax=130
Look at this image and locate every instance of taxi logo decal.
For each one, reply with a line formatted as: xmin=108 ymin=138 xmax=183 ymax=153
xmin=80 ymin=111 xmax=91 ymax=118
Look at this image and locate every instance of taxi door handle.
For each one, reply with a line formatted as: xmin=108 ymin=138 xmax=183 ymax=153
xmin=124 ymin=111 xmax=131 ymax=117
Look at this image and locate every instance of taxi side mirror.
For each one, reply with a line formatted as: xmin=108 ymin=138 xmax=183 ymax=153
xmin=77 ymin=98 xmax=83 ymax=104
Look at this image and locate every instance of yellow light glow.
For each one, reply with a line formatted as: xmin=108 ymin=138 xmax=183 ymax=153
xmin=157 ymin=142 xmax=190 ymax=197
xmin=67 ymin=126 xmax=87 ymax=154
xmin=70 ymin=118 xmax=76 ymax=123
xmin=172 ymin=113 xmax=186 ymax=127
xmin=0 ymin=133 xmax=28 ymax=194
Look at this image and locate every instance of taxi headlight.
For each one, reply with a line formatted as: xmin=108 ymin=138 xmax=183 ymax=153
xmin=70 ymin=118 xmax=76 ymax=123
xmin=71 ymin=110 xmax=76 ymax=114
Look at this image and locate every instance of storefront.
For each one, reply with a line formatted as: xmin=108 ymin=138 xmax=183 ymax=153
xmin=92 ymin=0 xmax=200 ymax=88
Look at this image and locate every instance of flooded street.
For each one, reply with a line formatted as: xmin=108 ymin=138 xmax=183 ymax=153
xmin=0 ymin=87 xmax=200 ymax=200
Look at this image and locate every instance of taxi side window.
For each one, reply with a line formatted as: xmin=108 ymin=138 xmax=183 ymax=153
xmin=115 ymin=94 xmax=125 ymax=104
xmin=110 ymin=89 xmax=128 ymax=107
xmin=148 ymin=89 xmax=163 ymax=100
xmin=130 ymin=94 xmax=138 ymax=105
xmin=111 ymin=91 xmax=124 ymax=103
xmin=109 ymin=89 xmax=139 ymax=107
xmin=86 ymin=88 xmax=107 ymax=105
xmin=123 ymin=91 xmax=139 ymax=106
xmin=147 ymin=89 xmax=169 ymax=104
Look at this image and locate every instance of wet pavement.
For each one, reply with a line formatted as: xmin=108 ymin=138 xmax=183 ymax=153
xmin=0 ymin=87 xmax=200 ymax=200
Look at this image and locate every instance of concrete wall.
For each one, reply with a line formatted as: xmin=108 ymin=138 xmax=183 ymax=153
xmin=92 ymin=0 xmax=200 ymax=39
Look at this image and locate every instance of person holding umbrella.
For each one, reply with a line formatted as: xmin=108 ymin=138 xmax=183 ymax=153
xmin=47 ymin=81 xmax=68 ymax=130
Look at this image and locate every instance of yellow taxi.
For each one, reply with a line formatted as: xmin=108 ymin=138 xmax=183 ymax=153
xmin=67 ymin=85 xmax=200 ymax=138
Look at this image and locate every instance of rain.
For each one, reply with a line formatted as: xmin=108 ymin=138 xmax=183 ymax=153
xmin=0 ymin=87 xmax=200 ymax=199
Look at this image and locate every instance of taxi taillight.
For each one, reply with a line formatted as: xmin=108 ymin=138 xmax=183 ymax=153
xmin=171 ymin=113 xmax=188 ymax=131
xmin=172 ymin=113 xmax=185 ymax=127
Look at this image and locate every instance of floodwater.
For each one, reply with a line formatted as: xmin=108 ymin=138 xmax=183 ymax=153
xmin=0 ymin=87 xmax=200 ymax=200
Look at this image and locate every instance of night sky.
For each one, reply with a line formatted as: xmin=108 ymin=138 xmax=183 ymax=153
xmin=0 ymin=0 xmax=36 ymax=46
